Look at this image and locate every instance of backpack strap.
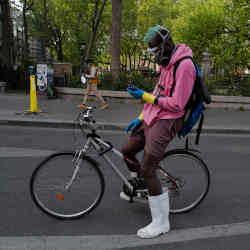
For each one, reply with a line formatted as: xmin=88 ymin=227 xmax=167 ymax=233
xmin=195 ymin=110 xmax=204 ymax=145
xmin=169 ymin=56 xmax=194 ymax=97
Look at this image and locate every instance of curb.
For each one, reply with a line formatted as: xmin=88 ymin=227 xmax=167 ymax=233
xmin=0 ymin=118 xmax=127 ymax=131
xmin=1 ymin=118 xmax=250 ymax=135
xmin=55 ymin=87 xmax=250 ymax=109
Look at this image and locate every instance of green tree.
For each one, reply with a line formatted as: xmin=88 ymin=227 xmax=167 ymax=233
xmin=137 ymin=0 xmax=179 ymax=38
xmin=110 ymin=0 xmax=122 ymax=83
xmin=29 ymin=0 xmax=108 ymax=63
xmin=172 ymin=0 xmax=226 ymax=62
xmin=1 ymin=0 xmax=14 ymax=66
xmin=211 ymin=0 xmax=250 ymax=70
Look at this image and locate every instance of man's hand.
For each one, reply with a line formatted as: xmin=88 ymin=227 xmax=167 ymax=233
xmin=126 ymin=118 xmax=142 ymax=132
xmin=127 ymin=85 xmax=144 ymax=99
xmin=127 ymin=85 xmax=156 ymax=104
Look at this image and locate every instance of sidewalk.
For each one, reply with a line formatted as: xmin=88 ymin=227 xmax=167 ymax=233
xmin=1 ymin=92 xmax=250 ymax=134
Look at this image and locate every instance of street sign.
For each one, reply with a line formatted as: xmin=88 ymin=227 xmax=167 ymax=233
xmin=36 ymin=64 xmax=48 ymax=92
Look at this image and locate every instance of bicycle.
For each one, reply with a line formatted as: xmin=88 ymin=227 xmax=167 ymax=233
xmin=30 ymin=106 xmax=210 ymax=220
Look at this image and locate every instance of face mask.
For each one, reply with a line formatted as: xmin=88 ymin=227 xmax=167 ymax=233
xmin=147 ymin=46 xmax=160 ymax=56
xmin=147 ymin=43 xmax=176 ymax=66
xmin=147 ymin=43 xmax=170 ymax=66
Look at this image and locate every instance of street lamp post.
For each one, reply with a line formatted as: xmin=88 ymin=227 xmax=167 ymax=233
xmin=80 ymin=40 xmax=86 ymax=74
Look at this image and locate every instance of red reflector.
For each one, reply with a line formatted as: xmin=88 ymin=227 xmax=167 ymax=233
xmin=57 ymin=193 xmax=64 ymax=200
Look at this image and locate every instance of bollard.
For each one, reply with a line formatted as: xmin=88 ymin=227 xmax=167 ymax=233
xmin=15 ymin=75 xmax=45 ymax=115
xmin=29 ymin=75 xmax=40 ymax=112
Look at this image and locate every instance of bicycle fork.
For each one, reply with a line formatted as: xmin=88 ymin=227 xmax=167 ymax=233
xmin=65 ymin=139 xmax=91 ymax=191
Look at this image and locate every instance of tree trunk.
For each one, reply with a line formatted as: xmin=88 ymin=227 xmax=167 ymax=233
xmin=86 ymin=0 xmax=108 ymax=60
xmin=41 ymin=0 xmax=47 ymax=62
xmin=56 ymin=40 xmax=64 ymax=61
xmin=0 ymin=0 xmax=14 ymax=66
xmin=110 ymin=0 xmax=122 ymax=89
xmin=22 ymin=0 xmax=30 ymax=92
xmin=23 ymin=0 xmax=29 ymax=64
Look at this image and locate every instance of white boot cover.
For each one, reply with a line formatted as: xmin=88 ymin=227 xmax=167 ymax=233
xmin=137 ymin=192 xmax=170 ymax=238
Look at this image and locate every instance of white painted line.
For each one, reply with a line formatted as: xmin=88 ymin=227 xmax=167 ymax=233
xmin=1 ymin=221 xmax=250 ymax=250
xmin=0 ymin=147 xmax=55 ymax=157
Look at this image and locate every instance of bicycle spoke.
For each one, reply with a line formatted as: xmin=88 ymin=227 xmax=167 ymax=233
xmin=158 ymin=150 xmax=210 ymax=214
xmin=30 ymin=153 xmax=105 ymax=219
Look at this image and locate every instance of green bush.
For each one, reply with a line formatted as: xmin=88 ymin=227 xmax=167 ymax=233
xmin=206 ymin=75 xmax=250 ymax=96
xmin=98 ymin=71 xmax=113 ymax=90
xmin=69 ymin=74 xmax=82 ymax=88
xmin=237 ymin=75 xmax=250 ymax=97
xmin=68 ymin=71 xmax=250 ymax=97
xmin=98 ymin=71 xmax=155 ymax=91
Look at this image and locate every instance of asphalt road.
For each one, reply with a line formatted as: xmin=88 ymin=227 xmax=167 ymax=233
xmin=1 ymin=126 xmax=250 ymax=249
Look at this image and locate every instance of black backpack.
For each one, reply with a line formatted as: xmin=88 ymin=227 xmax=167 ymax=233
xmin=169 ymin=56 xmax=211 ymax=145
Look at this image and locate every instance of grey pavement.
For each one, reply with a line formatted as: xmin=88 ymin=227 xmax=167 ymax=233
xmin=1 ymin=92 xmax=250 ymax=133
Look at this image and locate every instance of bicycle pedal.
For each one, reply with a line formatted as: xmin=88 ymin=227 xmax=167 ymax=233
xmin=133 ymin=196 xmax=148 ymax=204
xmin=136 ymin=188 xmax=148 ymax=192
xmin=120 ymin=191 xmax=147 ymax=204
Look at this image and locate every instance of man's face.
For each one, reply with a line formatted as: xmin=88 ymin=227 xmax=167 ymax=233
xmin=149 ymin=32 xmax=162 ymax=48
xmin=147 ymin=34 xmax=166 ymax=65
xmin=147 ymin=33 xmax=163 ymax=56
xmin=147 ymin=32 xmax=173 ymax=66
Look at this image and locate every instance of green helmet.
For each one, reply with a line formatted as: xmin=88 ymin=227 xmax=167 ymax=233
xmin=144 ymin=25 xmax=170 ymax=43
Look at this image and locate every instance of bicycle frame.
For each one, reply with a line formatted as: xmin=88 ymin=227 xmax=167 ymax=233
xmin=77 ymin=132 xmax=134 ymax=192
xmin=75 ymin=108 xmax=183 ymax=197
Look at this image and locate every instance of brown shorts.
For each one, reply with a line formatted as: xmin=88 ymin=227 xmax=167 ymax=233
xmin=131 ymin=118 xmax=183 ymax=161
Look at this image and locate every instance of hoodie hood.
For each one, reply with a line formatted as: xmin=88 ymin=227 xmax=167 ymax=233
xmin=167 ymin=44 xmax=193 ymax=68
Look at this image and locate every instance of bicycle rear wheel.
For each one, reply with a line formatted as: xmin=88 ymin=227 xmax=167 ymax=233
xmin=157 ymin=149 xmax=210 ymax=214
xmin=30 ymin=152 xmax=105 ymax=219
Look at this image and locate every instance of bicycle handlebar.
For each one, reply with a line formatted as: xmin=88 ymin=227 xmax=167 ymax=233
xmin=78 ymin=106 xmax=97 ymax=131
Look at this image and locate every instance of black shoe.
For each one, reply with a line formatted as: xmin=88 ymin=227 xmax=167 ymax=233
xmin=132 ymin=177 xmax=147 ymax=191
xmin=120 ymin=178 xmax=148 ymax=202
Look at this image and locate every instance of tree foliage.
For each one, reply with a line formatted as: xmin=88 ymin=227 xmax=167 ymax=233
xmin=16 ymin=0 xmax=248 ymax=91
xmin=28 ymin=0 xmax=108 ymax=64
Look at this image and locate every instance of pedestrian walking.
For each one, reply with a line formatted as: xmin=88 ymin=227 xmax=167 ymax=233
xmin=120 ymin=25 xmax=196 ymax=238
xmin=77 ymin=59 xmax=109 ymax=110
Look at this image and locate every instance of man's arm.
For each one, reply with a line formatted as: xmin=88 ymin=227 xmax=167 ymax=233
xmin=157 ymin=60 xmax=196 ymax=112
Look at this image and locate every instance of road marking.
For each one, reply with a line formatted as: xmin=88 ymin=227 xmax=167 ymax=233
xmin=0 ymin=221 xmax=250 ymax=250
xmin=0 ymin=147 xmax=55 ymax=157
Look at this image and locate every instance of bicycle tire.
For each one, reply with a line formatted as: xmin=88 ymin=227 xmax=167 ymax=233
xmin=158 ymin=149 xmax=210 ymax=214
xmin=30 ymin=152 xmax=105 ymax=220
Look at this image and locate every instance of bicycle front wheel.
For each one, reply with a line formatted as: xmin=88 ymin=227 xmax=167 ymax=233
xmin=158 ymin=149 xmax=210 ymax=214
xmin=30 ymin=152 xmax=105 ymax=219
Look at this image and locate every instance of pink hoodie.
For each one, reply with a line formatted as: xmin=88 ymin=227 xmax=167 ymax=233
xmin=143 ymin=44 xmax=196 ymax=126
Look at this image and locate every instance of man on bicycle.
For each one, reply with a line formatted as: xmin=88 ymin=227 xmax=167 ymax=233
xmin=121 ymin=25 xmax=196 ymax=238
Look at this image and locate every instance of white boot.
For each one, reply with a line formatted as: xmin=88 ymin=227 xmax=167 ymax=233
xmin=137 ymin=192 xmax=170 ymax=238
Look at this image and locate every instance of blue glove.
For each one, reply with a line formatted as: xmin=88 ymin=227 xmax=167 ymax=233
xmin=126 ymin=118 xmax=142 ymax=132
xmin=127 ymin=85 xmax=144 ymax=99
